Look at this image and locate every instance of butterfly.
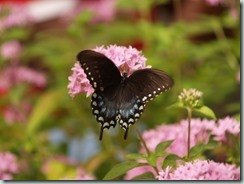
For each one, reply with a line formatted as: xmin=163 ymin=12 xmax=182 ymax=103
xmin=77 ymin=50 xmax=174 ymax=140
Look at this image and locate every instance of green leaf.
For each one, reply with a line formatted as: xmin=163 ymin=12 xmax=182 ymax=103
xmin=27 ymin=89 xmax=64 ymax=135
xmin=188 ymin=143 xmax=216 ymax=159
xmin=193 ymin=105 xmax=216 ymax=119
xmin=126 ymin=153 xmax=147 ymax=160
xmin=131 ymin=172 xmax=155 ymax=180
xmin=147 ymin=153 xmax=158 ymax=167
xmin=162 ymin=154 xmax=181 ymax=169
xmin=155 ymin=140 xmax=174 ymax=155
xmin=103 ymin=162 xmax=145 ymax=180
xmin=167 ymin=102 xmax=185 ymax=110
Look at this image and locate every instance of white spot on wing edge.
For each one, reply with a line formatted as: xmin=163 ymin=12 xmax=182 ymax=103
xmin=98 ymin=116 xmax=104 ymax=122
xmin=128 ymin=118 xmax=134 ymax=123
xmin=94 ymin=110 xmax=99 ymax=114
xmin=103 ymin=122 xmax=109 ymax=127
xmin=135 ymin=113 xmax=140 ymax=118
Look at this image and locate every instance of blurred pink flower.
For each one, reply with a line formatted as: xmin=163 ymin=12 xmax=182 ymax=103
xmin=0 ymin=4 xmax=33 ymax=31
xmin=68 ymin=45 xmax=149 ymax=97
xmin=0 ymin=152 xmax=19 ymax=180
xmin=157 ymin=159 xmax=240 ymax=180
xmin=72 ymin=0 xmax=117 ymax=23
xmin=2 ymin=102 xmax=31 ymax=124
xmin=141 ymin=118 xmax=215 ymax=157
xmin=205 ymin=0 xmax=222 ymax=5
xmin=211 ymin=116 xmax=240 ymax=142
xmin=124 ymin=165 xmax=156 ymax=180
xmin=236 ymin=71 xmax=240 ymax=84
xmin=0 ymin=40 xmax=22 ymax=60
xmin=0 ymin=66 xmax=47 ymax=88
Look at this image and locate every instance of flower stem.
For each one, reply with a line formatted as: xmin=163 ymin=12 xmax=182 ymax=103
xmin=134 ymin=124 xmax=159 ymax=174
xmin=134 ymin=124 xmax=151 ymax=157
xmin=187 ymin=107 xmax=192 ymax=160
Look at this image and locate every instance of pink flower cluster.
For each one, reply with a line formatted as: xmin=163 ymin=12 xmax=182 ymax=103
xmin=2 ymin=102 xmax=31 ymax=124
xmin=74 ymin=0 xmax=117 ymax=23
xmin=141 ymin=118 xmax=215 ymax=157
xmin=0 ymin=66 xmax=46 ymax=124
xmin=157 ymin=159 xmax=240 ymax=180
xmin=68 ymin=45 xmax=148 ymax=97
xmin=0 ymin=40 xmax=22 ymax=60
xmin=68 ymin=62 xmax=94 ymax=97
xmin=205 ymin=0 xmax=222 ymax=5
xmin=140 ymin=117 xmax=239 ymax=157
xmin=0 ymin=66 xmax=47 ymax=90
xmin=211 ymin=116 xmax=240 ymax=142
xmin=0 ymin=152 xmax=19 ymax=180
xmin=0 ymin=4 xmax=32 ymax=31
xmin=126 ymin=117 xmax=240 ymax=178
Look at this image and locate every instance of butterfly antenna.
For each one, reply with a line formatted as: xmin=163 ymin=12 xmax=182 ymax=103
xmin=99 ymin=126 xmax=104 ymax=140
xmin=124 ymin=128 xmax=129 ymax=140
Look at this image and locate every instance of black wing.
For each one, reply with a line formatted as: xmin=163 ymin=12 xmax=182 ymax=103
xmin=77 ymin=50 xmax=122 ymax=140
xmin=127 ymin=68 xmax=174 ymax=103
xmin=77 ymin=50 xmax=121 ymax=91
xmin=117 ymin=68 xmax=174 ymax=138
xmin=91 ymin=87 xmax=119 ymax=140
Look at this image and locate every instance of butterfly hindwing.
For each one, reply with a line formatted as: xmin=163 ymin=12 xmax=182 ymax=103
xmin=91 ymin=89 xmax=118 ymax=140
xmin=77 ymin=50 xmax=121 ymax=90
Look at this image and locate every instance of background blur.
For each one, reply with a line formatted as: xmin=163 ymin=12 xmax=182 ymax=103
xmin=0 ymin=0 xmax=240 ymax=180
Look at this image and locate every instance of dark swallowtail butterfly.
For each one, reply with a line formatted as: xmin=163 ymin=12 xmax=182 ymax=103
xmin=77 ymin=50 xmax=174 ymax=140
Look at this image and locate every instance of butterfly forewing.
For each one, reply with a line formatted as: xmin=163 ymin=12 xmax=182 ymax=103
xmin=77 ymin=50 xmax=121 ymax=90
xmin=127 ymin=69 xmax=174 ymax=103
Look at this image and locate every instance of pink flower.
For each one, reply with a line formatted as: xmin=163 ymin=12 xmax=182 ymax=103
xmin=0 ymin=40 xmax=22 ymax=60
xmin=236 ymin=71 xmax=240 ymax=84
xmin=94 ymin=45 xmax=148 ymax=75
xmin=67 ymin=45 xmax=149 ymax=97
xmin=0 ymin=152 xmax=19 ymax=180
xmin=71 ymin=0 xmax=117 ymax=23
xmin=2 ymin=102 xmax=31 ymax=124
xmin=0 ymin=4 xmax=33 ymax=31
xmin=205 ymin=0 xmax=222 ymax=5
xmin=68 ymin=62 xmax=94 ymax=98
xmin=211 ymin=116 xmax=240 ymax=142
xmin=141 ymin=118 xmax=215 ymax=157
xmin=124 ymin=165 xmax=157 ymax=180
xmin=0 ymin=66 xmax=47 ymax=88
xmin=157 ymin=159 xmax=240 ymax=180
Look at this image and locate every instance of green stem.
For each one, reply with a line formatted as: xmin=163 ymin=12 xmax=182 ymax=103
xmin=187 ymin=107 xmax=192 ymax=160
xmin=134 ymin=124 xmax=160 ymax=174
xmin=212 ymin=20 xmax=238 ymax=71
xmin=134 ymin=124 xmax=151 ymax=157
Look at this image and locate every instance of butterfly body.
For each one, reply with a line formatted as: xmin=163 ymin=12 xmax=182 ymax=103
xmin=77 ymin=50 xmax=174 ymax=140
